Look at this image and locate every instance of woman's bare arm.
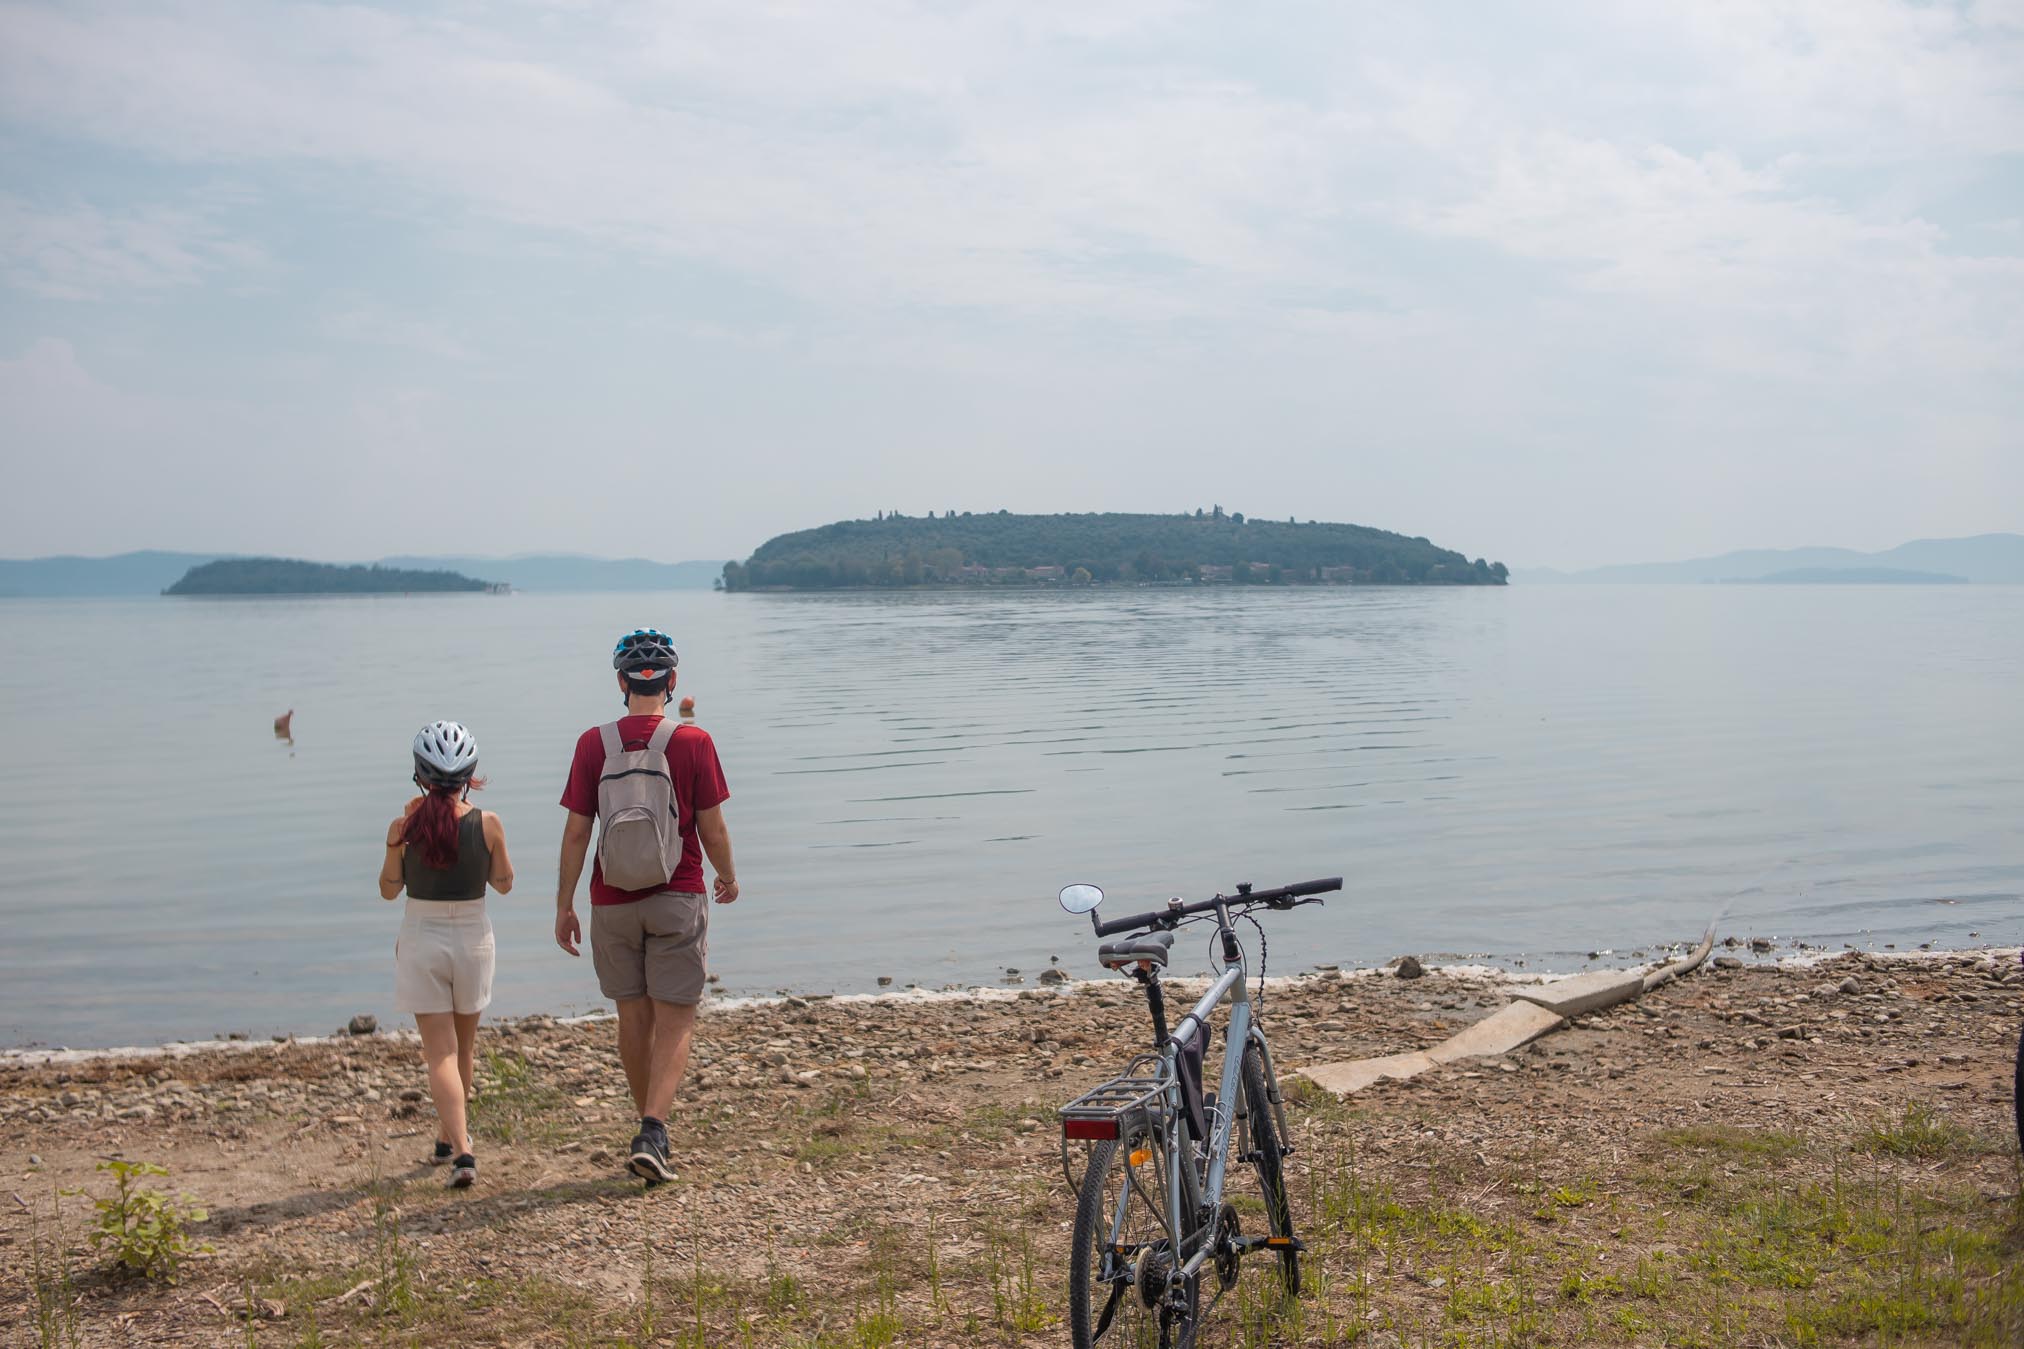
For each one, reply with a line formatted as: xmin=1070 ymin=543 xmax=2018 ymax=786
xmin=483 ymin=811 xmax=515 ymax=894
xmin=379 ymin=817 xmax=406 ymax=900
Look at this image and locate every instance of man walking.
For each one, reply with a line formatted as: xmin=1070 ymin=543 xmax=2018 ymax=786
xmin=556 ymin=628 xmax=736 ymax=1185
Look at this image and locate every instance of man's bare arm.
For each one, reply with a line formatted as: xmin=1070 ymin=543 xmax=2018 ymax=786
xmin=696 ymin=804 xmax=738 ymax=904
xmin=555 ymin=811 xmax=593 ymax=955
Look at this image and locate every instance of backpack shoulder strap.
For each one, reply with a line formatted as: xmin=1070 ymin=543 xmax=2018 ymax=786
xmin=646 ymin=718 xmax=677 ymax=757
xmin=599 ymin=722 xmax=624 ymax=758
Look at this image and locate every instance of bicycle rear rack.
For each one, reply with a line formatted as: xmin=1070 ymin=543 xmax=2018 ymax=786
xmin=1059 ymin=1073 xmax=1165 ymax=1141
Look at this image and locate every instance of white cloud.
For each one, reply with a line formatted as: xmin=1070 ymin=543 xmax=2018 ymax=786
xmin=1 ymin=0 xmax=2017 ymax=331
xmin=1420 ymin=136 xmax=2024 ymax=379
xmin=0 ymin=193 xmax=266 ymax=299
xmin=319 ymin=301 xmax=471 ymax=361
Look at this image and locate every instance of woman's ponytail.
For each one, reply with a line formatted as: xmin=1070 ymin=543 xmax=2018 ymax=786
xmin=401 ymin=775 xmax=484 ymax=869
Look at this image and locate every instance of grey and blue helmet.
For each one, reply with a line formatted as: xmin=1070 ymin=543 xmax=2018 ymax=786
xmin=612 ymin=628 xmax=678 ymax=676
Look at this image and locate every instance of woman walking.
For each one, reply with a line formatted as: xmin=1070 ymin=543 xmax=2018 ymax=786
xmin=378 ymin=721 xmax=513 ymax=1188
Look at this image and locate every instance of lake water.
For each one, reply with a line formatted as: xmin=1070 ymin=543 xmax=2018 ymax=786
xmin=1 ymin=585 xmax=2019 ymax=1048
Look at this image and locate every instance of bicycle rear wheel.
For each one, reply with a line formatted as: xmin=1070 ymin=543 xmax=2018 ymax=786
xmin=2012 ymin=1020 xmax=2022 ymax=1154
xmin=1240 ymin=1043 xmax=1301 ymax=1298
xmin=1070 ymin=1130 xmax=1188 ymax=1348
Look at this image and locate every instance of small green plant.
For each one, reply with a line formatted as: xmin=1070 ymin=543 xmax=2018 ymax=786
xmin=635 ymin=1218 xmax=656 ymax=1346
xmin=925 ymin=1213 xmax=949 ymax=1320
xmin=764 ymin=1258 xmax=801 ymax=1317
xmin=367 ymin=1180 xmax=414 ymax=1317
xmin=74 ymin=1160 xmax=209 ymax=1281
xmin=851 ymin=1263 xmax=903 ymax=1348
xmin=1858 ymin=1101 xmax=1970 ymax=1159
xmin=987 ymin=1229 xmax=1054 ymax=1333
xmin=29 ymin=1190 xmax=80 ymax=1348
xmin=1551 ymin=1179 xmax=1598 ymax=1208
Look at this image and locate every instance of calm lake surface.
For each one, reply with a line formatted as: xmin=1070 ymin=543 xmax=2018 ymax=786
xmin=2 ymin=585 xmax=2019 ymax=1048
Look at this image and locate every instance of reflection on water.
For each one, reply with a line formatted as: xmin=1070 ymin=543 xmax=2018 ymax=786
xmin=0 ymin=585 xmax=2019 ymax=1046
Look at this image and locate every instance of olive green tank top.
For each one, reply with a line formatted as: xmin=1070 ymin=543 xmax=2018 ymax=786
xmin=402 ymin=809 xmax=491 ymax=901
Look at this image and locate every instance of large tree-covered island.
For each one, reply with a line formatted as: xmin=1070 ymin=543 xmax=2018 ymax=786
xmin=722 ymin=509 xmax=1508 ymax=590
xmin=165 ymin=558 xmax=498 ymax=595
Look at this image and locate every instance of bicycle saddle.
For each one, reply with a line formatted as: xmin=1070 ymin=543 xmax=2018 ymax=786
xmin=1098 ymin=931 xmax=1175 ymax=971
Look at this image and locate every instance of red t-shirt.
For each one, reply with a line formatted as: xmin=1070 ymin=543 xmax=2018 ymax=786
xmin=560 ymin=716 xmax=730 ymax=905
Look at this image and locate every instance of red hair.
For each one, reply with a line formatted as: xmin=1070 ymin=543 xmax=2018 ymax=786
xmin=401 ymin=777 xmax=485 ymax=870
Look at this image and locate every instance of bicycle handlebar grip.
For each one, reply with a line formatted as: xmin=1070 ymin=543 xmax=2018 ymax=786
xmin=1262 ymin=876 xmax=1343 ymax=901
xmin=1093 ymin=909 xmax=1169 ymax=937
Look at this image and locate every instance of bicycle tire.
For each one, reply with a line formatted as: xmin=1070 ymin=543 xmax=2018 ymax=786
xmin=2013 ymin=1021 xmax=2022 ymax=1155
xmin=1240 ymin=1043 xmax=1301 ymax=1298
xmin=1070 ymin=1132 xmax=1189 ymax=1348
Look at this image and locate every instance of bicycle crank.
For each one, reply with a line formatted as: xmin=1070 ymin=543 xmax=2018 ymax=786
xmin=1214 ymin=1203 xmax=1242 ymax=1290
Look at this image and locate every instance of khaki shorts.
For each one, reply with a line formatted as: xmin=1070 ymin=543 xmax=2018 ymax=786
xmin=395 ymin=898 xmax=495 ymax=1015
xmin=591 ymin=891 xmax=709 ymax=1005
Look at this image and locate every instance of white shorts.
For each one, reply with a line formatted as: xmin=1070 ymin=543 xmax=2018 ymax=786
xmin=394 ymin=898 xmax=495 ymax=1015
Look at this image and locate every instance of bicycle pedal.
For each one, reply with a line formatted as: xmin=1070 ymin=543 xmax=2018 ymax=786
xmin=1235 ymin=1234 xmax=1309 ymax=1254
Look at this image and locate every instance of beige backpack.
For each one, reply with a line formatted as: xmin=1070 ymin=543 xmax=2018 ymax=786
xmin=594 ymin=720 xmax=679 ymax=890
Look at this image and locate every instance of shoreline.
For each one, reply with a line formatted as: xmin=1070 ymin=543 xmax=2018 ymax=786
xmin=8 ymin=943 xmax=2015 ymax=1067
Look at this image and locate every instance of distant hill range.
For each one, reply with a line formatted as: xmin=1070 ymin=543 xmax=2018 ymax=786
xmin=0 ymin=552 xmax=725 ymax=597
xmin=1517 ymin=534 xmax=2024 ymax=585
xmin=378 ymin=556 xmax=725 ymax=592
xmin=1730 ymin=567 xmax=1966 ymax=585
xmin=167 ymin=558 xmax=494 ymax=596
xmin=0 ymin=550 xmax=227 ymax=597
xmin=723 ymin=509 xmax=1506 ymax=589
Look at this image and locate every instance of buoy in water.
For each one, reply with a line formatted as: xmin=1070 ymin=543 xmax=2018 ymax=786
xmin=273 ymin=709 xmax=294 ymax=740
xmin=678 ymin=696 xmax=696 ymax=719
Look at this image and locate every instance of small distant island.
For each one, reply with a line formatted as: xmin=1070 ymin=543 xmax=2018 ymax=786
xmin=165 ymin=558 xmax=499 ymax=596
xmin=722 ymin=508 xmax=1507 ymax=591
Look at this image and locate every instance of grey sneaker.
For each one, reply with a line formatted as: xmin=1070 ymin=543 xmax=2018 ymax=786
xmin=628 ymin=1130 xmax=676 ymax=1185
xmin=448 ymin=1153 xmax=476 ymax=1189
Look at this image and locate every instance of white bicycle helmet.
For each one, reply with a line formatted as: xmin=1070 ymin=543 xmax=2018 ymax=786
xmin=412 ymin=720 xmax=479 ymax=786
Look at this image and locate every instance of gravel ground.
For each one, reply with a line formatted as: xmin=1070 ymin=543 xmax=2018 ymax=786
xmin=2 ymin=948 xmax=2019 ymax=1347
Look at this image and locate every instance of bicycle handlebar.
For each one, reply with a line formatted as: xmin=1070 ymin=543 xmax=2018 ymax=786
xmin=1090 ymin=876 xmax=1342 ymax=937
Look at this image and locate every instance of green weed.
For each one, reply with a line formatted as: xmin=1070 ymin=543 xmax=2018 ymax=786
xmin=72 ymin=1160 xmax=209 ymax=1282
xmin=1858 ymin=1100 xmax=1972 ymax=1159
xmin=1659 ymin=1123 xmax=1808 ymax=1159
xmin=29 ymin=1190 xmax=80 ymax=1348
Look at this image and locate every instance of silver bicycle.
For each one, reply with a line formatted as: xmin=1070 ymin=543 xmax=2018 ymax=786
xmin=1056 ymin=876 xmax=1341 ymax=1349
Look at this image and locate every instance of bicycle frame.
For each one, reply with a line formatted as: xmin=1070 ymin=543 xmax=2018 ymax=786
xmin=1109 ymin=951 xmax=1292 ymax=1287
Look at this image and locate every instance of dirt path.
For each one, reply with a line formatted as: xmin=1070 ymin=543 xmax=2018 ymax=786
xmin=4 ymin=950 xmax=2020 ymax=1347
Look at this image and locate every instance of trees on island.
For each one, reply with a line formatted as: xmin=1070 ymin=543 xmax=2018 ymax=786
xmin=165 ymin=559 xmax=492 ymax=595
xmin=720 ymin=511 xmax=1508 ymax=591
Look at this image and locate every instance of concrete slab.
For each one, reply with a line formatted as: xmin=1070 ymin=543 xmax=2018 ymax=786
xmin=1294 ymin=967 xmax=1652 ymax=1097
xmin=1508 ymin=970 xmax=1646 ymax=1019
xmin=1295 ymin=1051 xmax=1436 ymax=1095
xmin=1424 ymin=1000 xmax=1567 ymax=1063
xmin=1296 ymin=1001 xmax=1569 ymax=1096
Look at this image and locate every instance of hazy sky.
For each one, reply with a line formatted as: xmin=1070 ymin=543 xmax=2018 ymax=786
xmin=2 ymin=1 xmax=2019 ymax=569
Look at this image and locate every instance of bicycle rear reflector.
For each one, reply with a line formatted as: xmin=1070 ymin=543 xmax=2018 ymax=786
xmin=1058 ymin=1072 xmax=1164 ymax=1144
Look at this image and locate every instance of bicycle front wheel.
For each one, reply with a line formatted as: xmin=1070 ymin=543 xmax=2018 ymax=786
xmin=1070 ymin=1131 xmax=1187 ymax=1348
xmin=1241 ymin=1043 xmax=1301 ymax=1298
